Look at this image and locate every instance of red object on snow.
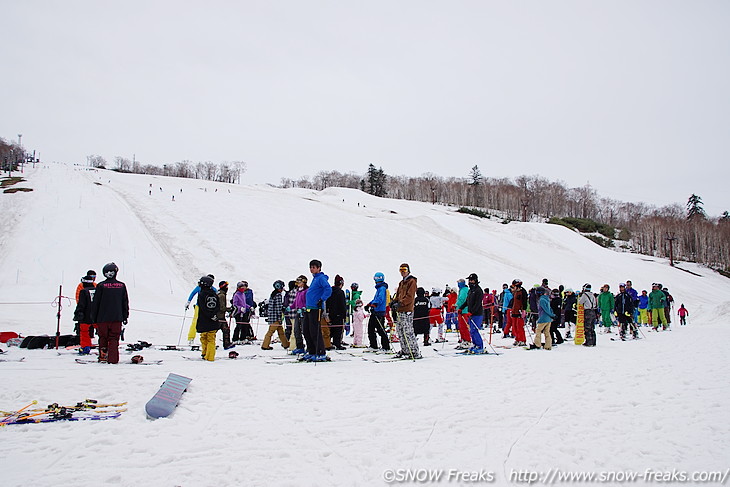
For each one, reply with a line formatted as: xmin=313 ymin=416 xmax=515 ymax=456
xmin=0 ymin=332 xmax=20 ymax=343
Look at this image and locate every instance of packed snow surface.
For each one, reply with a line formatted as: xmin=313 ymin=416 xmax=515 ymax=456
xmin=1 ymin=164 xmax=729 ymax=486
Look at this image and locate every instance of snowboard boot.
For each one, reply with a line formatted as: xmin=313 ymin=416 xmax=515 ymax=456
xmin=98 ymin=349 xmax=108 ymax=363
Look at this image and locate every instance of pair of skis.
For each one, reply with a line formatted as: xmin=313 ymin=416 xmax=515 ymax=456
xmin=1 ymin=399 xmax=127 ymax=426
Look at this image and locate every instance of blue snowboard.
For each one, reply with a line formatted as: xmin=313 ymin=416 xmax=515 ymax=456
xmin=145 ymin=373 xmax=192 ymax=419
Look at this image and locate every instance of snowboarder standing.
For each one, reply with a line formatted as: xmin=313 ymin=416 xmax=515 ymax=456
xmin=392 ymin=263 xmax=421 ymax=359
xmin=508 ymin=279 xmax=528 ymax=347
xmin=185 ymin=274 xmax=216 ymax=344
xmin=232 ymin=281 xmax=256 ymax=343
xmin=196 ymin=275 xmax=220 ymax=361
xmin=90 ymin=263 xmax=129 ymax=364
xmin=638 ymin=290 xmax=649 ymax=326
xmin=535 ymin=287 xmax=555 ymax=350
xmin=290 ymin=275 xmax=308 ymax=354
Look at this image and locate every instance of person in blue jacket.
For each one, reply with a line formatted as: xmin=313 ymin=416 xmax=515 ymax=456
xmin=184 ymin=274 xmax=216 ymax=344
xmin=534 ymin=287 xmax=556 ymax=349
xmin=302 ymin=259 xmax=332 ymax=362
xmin=366 ymin=272 xmax=391 ymax=351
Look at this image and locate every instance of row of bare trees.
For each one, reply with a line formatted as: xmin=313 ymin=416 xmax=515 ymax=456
xmin=86 ymin=155 xmax=247 ymax=184
xmin=282 ymin=168 xmax=730 ymax=274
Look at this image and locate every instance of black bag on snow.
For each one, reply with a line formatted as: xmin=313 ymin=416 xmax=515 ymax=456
xmin=26 ymin=335 xmax=52 ymax=349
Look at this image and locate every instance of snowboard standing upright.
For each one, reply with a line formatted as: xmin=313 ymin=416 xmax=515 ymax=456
xmin=574 ymin=304 xmax=585 ymax=345
xmin=145 ymin=373 xmax=192 ymax=419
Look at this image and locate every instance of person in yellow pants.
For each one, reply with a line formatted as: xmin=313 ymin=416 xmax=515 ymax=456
xmin=185 ymin=274 xmax=216 ymax=343
xmin=648 ymin=283 xmax=668 ymax=331
xmin=195 ymin=276 xmax=220 ymax=361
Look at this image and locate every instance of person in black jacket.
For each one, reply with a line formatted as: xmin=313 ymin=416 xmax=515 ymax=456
xmin=549 ymin=288 xmax=564 ymax=345
xmin=614 ymin=283 xmax=637 ymax=340
xmin=91 ymin=262 xmax=129 ymax=364
xmin=196 ymin=275 xmax=220 ymax=361
xmin=326 ymin=275 xmax=348 ymax=350
xmin=459 ymin=273 xmax=485 ymax=352
xmin=73 ymin=275 xmax=96 ymax=355
xmin=413 ymin=287 xmax=431 ymax=346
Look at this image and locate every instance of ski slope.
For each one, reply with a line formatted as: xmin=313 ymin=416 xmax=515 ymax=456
xmin=1 ymin=163 xmax=729 ymax=487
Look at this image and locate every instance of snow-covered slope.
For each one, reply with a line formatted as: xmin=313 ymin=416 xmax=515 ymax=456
xmin=1 ymin=164 xmax=728 ymax=487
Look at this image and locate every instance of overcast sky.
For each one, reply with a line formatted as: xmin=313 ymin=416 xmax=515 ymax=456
xmin=2 ymin=0 xmax=728 ymax=215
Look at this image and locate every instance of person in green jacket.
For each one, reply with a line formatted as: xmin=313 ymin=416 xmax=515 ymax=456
xmin=598 ymin=284 xmax=615 ymax=333
xmin=455 ymin=278 xmax=471 ymax=349
xmin=648 ymin=283 xmax=669 ymax=330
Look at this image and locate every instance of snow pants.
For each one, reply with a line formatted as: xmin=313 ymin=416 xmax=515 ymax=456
xmin=290 ymin=314 xmax=305 ymax=351
xmin=219 ymin=319 xmax=231 ymax=349
xmin=187 ymin=305 xmax=199 ymax=341
xmin=96 ymin=322 xmax=122 ymax=364
xmin=638 ymin=309 xmax=649 ymax=325
xmin=467 ymin=314 xmax=484 ymax=348
xmin=457 ymin=312 xmax=471 ymax=342
xmin=262 ymin=322 xmax=289 ymax=349
xmin=200 ymin=330 xmax=217 ymax=361
xmin=600 ymin=308 xmax=613 ymax=328
xmin=508 ymin=314 xmax=526 ymax=343
xmin=78 ymin=323 xmax=92 ymax=348
xmin=233 ymin=310 xmax=255 ymax=341
xmin=535 ymin=321 xmax=552 ymax=350
xmin=352 ymin=316 xmax=364 ymax=346
xmin=583 ymin=309 xmax=597 ymax=346
xmin=303 ymin=309 xmax=326 ymax=356
xmin=651 ymin=309 xmax=669 ymax=329
xmin=367 ymin=313 xmax=390 ymax=350
xmin=396 ymin=311 xmax=420 ymax=358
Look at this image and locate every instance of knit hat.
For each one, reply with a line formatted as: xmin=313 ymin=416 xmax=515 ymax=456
xmin=335 ymin=274 xmax=344 ymax=286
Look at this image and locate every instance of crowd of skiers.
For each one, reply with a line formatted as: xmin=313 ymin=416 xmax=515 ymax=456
xmin=177 ymin=260 xmax=684 ymax=361
xmin=70 ymin=259 xmax=685 ymax=363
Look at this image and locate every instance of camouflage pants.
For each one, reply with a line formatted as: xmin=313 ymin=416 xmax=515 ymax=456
xmin=396 ymin=312 xmax=420 ymax=358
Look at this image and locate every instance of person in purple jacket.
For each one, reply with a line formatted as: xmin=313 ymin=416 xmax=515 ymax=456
xmin=232 ymin=281 xmax=256 ymax=343
xmin=289 ymin=275 xmax=309 ymax=354
xmin=302 ymin=259 xmax=332 ymax=362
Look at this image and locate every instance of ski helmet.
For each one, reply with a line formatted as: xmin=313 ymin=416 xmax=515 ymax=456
xmin=219 ymin=281 xmax=229 ymax=289
xmin=81 ymin=275 xmax=94 ymax=284
xmin=351 ymin=282 xmax=359 ymax=290
xmin=432 ymin=287 xmax=442 ymax=295
xmin=87 ymin=270 xmax=96 ymax=278
xmin=237 ymin=281 xmax=248 ymax=289
xmin=199 ymin=275 xmax=214 ymax=288
xmin=273 ymin=280 xmax=285 ymax=290
xmin=373 ymin=272 xmax=385 ymax=283
xmin=102 ymin=262 xmax=118 ymax=279
xmin=583 ymin=283 xmax=592 ymax=291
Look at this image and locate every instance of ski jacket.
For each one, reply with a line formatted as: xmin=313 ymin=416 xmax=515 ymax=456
xmin=283 ymin=288 xmax=298 ymax=320
xmin=614 ymin=292 xmax=635 ymax=317
xmin=626 ymin=287 xmax=639 ymax=304
xmin=368 ymin=282 xmax=388 ymax=314
xmin=648 ymin=290 xmax=666 ymax=310
xmin=232 ymin=290 xmax=251 ymax=316
xmin=538 ymin=294 xmax=555 ymax=323
xmin=528 ymin=288 xmax=538 ymax=313
xmin=73 ymin=284 xmax=97 ymax=324
xmin=461 ymin=284 xmax=484 ymax=315
xmin=598 ymin=291 xmax=614 ymax=312
xmin=500 ymin=289 xmax=512 ymax=313
xmin=293 ymin=287 xmax=308 ymax=309
xmin=326 ymin=286 xmax=347 ymax=323
xmin=91 ymin=278 xmax=129 ymax=324
xmin=394 ymin=274 xmax=417 ymax=313
xmin=429 ymin=295 xmax=446 ymax=310
xmin=347 ymin=289 xmax=362 ymax=311
xmin=216 ymin=289 xmax=229 ymax=321
xmin=196 ymin=287 xmax=220 ymax=332
xmin=550 ymin=293 xmax=562 ymax=324
xmin=446 ymin=291 xmax=457 ymax=312
xmin=456 ymin=285 xmax=469 ymax=314
xmin=578 ymin=292 xmax=597 ymax=310
xmin=510 ymin=287 xmax=528 ymax=317
xmin=483 ymin=293 xmax=495 ymax=309
xmin=678 ymin=307 xmax=688 ymax=317
xmin=75 ymin=280 xmax=96 ymax=303
xmin=306 ymin=272 xmax=332 ymax=310
xmin=638 ymin=295 xmax=649 ymax=309
xmin=187 ymin=284 xmax=217 ymax=305
xmin=562 ymin=293 xmax=577 ymax=312
xmin=267 ymin=291 xmax=284 ymax=324
xmin=413 ymin=294 xmax=430 ymax=321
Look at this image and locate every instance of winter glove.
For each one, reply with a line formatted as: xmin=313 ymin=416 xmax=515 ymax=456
xmin=185 ymin=302 xmax=190 ymax=311
xmin=364 ymin=305 xmax=371 ymax=313
xmin=123 ymin=319 xmax=128 ymax=325
xmin=625 ymin=312 xmax=631 ymax=317
xmin=391 ymin=301 xmax=400 ymax=311
xmin=297 ymin=309 xmax=304 ymax=317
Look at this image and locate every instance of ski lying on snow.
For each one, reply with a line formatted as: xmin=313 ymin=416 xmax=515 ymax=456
xmin=0 ymin=357 xmax=25 ymax=363
xmin=2 ymin=411 xmax=123 ymax=425
xmin=75 ymin=358 xmax=163 ymax=365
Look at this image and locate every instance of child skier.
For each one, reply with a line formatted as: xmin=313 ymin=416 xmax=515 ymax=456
xmin=351 ymin=299 xmax=366 ymax=347
xmin=678 ymin=304 xmax=689 ymax=325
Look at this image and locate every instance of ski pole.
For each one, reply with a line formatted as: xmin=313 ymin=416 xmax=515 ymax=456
xmin=0 ymin=400 xmax=38 ymax=424
xmin=176 ymin=308 xmax=188 ymax=346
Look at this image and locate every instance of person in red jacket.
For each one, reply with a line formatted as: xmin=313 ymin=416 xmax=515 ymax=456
xmin=91 ymin=263 xmax=129 ymax=364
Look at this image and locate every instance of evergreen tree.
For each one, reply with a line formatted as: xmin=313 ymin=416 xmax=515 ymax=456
xmin=468 ymin=165 xmax=483 ymax=186
xmin=365 ymin=164 xmax=387 ymax=197
xmin=686 ymin=194 xmax=707 ymax=220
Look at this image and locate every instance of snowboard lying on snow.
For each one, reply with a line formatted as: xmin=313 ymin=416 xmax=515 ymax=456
xmin=145 ymin=373 xmax=192 ymax=419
